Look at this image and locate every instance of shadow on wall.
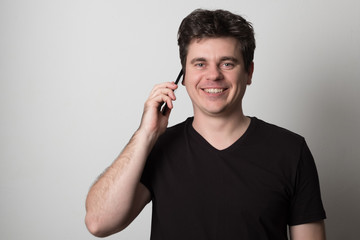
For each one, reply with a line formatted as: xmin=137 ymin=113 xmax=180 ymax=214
xmin=306 ymin=64 xmax=359 ymax=239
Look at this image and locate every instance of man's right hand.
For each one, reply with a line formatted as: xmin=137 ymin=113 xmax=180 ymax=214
xmin=139 ymin=81 xmax=178 ymax=139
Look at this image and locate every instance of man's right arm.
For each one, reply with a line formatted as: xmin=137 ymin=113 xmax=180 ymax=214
xmin=85 ymin=81 xmax=178 ymax=237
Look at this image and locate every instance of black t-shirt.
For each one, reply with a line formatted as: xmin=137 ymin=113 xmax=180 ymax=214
xmin=141 ymin=117 xmax=326 ymax=240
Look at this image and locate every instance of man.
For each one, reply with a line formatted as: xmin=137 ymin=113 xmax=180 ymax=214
xmin=85 ymin=9 xmax=326 ymax=239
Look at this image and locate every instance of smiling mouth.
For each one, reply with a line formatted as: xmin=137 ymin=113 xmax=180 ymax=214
xmin=203 ymin=88 xmax=225 ymax=93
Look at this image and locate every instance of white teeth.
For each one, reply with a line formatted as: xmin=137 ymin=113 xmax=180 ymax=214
xmin=204 ymin=88 xmax=224 ymax=93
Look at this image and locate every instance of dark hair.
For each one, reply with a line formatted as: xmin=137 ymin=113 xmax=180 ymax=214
xmin=178 ymin=9 xmax=256 ymax=72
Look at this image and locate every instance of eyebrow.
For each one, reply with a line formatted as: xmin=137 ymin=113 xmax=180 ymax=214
xmin=220 ymin=56 xmax=239 ymax=63
xmin=190 ymin=57 xmax=206 ymax=64
xmin=190 ymin=56 xmax=239 ymax=64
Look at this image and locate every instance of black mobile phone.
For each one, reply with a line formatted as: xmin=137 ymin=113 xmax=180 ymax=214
xmin=161 ymin=69 xmax=183 ymax=115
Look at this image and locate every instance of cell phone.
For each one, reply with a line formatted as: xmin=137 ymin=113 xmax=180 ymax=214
xmin=161 ymin=69 xmax=184 ymax=115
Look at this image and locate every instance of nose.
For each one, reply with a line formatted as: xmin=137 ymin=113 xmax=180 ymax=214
xmin=206 ymin=65 xmax=224 ymax=81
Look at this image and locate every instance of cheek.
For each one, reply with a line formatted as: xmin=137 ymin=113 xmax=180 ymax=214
xmin=184 ymin=78 xmax=200 ymax=100
xmin=183 ymin=70 xmax=201 ymax=87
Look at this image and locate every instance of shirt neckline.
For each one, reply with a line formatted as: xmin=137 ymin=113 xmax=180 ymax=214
xmin=186 ymin=116 xmax=257 ymax=154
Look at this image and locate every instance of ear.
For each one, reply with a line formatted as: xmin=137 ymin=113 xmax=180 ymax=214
xmin=247 ymin=62 xmax=254 ymax=85
xmin=181 ymin=72 xmax=186 ymax=85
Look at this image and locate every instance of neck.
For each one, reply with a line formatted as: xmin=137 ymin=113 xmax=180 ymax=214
xmin=192 ymin=110 xmax=250 ymax=150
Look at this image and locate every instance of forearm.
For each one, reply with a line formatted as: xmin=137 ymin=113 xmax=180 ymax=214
xmin=85 ymin=128 xmax=156 ymax=236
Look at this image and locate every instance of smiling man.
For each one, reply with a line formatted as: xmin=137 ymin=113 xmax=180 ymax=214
xmin=85 ymin=9 xmax=326 ymax=239
xmin=185 ymin=37 xmax=253 ymax=150
xmin=186 ymin=37 xmax=250 ymax=114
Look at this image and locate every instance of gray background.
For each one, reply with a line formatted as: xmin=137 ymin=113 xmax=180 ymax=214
xmin=1 ymin=0 xmax=359 ymax=239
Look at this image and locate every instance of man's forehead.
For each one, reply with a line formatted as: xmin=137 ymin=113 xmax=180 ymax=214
xmin=189 ymin=36 xmax=240 ymax=45
xmin=187 ymin=37 xmax=243 ymax=61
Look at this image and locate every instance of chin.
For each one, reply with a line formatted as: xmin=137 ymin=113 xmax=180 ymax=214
xmin=201 ymin=107 xmax=229 ymax=116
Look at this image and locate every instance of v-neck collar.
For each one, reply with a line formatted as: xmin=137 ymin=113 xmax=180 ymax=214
xmin=185 ymin=116 xmax=257 ymax=154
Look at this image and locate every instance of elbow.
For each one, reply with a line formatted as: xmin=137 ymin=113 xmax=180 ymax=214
xmin=85 ymin=213 xmax=111 ymax=237
xmin=85 ymin=213 xmax=107 ymax=237
xmin=85 ymin=212 xmax=127 ymax=238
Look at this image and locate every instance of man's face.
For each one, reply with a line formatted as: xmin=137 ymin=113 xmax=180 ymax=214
xmin=184 ymin=37 xmax=253 ymax=117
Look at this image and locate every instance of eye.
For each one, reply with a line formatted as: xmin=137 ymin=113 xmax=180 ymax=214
xmin=195 ymin=62 xmax=205 ymax=68
xmin=221 ymin=62 xmax=235 ymax=69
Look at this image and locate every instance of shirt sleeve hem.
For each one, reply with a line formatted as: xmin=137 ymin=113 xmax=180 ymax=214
xmin=288 ymin=212 xmax=327 ymax=226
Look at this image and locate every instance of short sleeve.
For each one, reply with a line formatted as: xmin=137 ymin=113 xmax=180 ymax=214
xmin=140 ymin=145 xmax=158 ymax=198
xmin=288 ymin=140 xmax=326 ymax=226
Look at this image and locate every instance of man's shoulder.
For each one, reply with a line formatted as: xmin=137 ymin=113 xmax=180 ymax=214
xmin=167 ymin=117 xmax=192 ymax=131
xmin=250 ymin=117 xmax=305 ymax=145
xmin=165 ymin=117 xmax=192 ymax=135
xmin=155 ymin=117 xmax=192 ymax=145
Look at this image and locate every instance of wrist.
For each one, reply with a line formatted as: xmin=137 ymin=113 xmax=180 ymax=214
xmin=134 ymin=127 xmax=159 ymax=149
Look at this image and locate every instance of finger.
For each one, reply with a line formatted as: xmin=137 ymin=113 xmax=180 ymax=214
xmin=150 ymin=82 xmax=178 ymax=96
xmin=150 ymin=85 xmax=178 ymax=100
xmin=151 ymin=88 xmax=177 ymax=101
xmin=161 ymin=95 xmax=174 ymax=110
xmin=146 ymin=93 xmax=174 ymax=111
xmin=162 ymin=104 xmax=172 ymax=117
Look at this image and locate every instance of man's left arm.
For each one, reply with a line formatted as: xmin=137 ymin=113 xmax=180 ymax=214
xmin=289 ymin=221 xmax=326 ymax=240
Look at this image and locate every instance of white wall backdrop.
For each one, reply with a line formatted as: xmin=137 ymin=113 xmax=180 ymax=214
xmin=1 ymin=0 xmax=359 ymax=239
